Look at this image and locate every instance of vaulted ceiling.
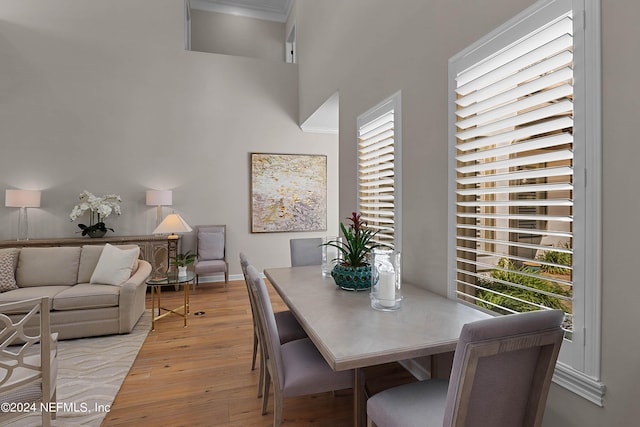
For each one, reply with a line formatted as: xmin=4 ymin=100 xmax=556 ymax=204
xmin=190 ymin=0 xmax=292 ymax=22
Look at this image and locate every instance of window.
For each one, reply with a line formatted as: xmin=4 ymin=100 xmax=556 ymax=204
xmin=448 ymin=0 xmax=603 ymax=404
xmin=357 ymin=92 xmax=402 ymax=250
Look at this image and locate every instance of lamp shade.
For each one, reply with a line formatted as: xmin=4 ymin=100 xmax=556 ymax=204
xmin=5 ymin=189 xmax=41 ymax=208
xmin=146 ymin=190 xmax=172 ymax=206
xmin=152 ymin=213 xmax=192 ymax=235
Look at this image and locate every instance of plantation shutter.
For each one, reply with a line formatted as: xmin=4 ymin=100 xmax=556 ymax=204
xmin=358 ymin=107 xmax=397 ymax=249
xmin=452 ymin=10 xmax=574 ymax=333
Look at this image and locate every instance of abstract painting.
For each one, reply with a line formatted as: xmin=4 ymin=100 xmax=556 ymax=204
xmin=251 ymin=153 xmax=327 ymax=232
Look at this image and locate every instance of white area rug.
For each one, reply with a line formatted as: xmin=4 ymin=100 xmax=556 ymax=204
xmin=7 ymin=311 xmax=150 ymax=427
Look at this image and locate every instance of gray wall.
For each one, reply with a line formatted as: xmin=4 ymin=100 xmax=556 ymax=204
xmin=294 ymin=0 xmax=639 ymax=426
xmin=0 ymin=0 xmax=339 ymax=275
xmin=191 ymin=9 xmax=285 ymax=61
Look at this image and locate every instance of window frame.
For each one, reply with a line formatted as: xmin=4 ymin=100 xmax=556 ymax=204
xmin=357 ymin=91 xmax=402 ymax=250
xmin=447 ymin=0 xmax=603 ymax=405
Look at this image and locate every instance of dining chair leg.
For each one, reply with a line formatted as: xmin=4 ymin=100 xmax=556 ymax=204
xmin=262 ymin=370 xmax=271 ymax=415
xmin=251 ymin=330 xmax=258 ymax=370
xmin=257 ymin=344 xmax=265 ymax=398
xmin=274 ymin=391 xmax=284 ymax=427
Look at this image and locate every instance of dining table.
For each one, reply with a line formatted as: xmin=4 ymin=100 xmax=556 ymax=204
xmin=263 ymin=265 xmax=490 ymax=427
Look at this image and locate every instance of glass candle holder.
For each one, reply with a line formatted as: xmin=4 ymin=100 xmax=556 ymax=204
xmin=370 ymin=248 xmax=402 ymax=311
xmin=321 ymin=236 xmax=342 ymax=277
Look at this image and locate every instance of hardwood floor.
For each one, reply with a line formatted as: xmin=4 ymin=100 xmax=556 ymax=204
xmin=102 ymin=280 xmax=357 ymax=426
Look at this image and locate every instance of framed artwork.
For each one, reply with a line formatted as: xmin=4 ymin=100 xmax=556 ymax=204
xmin=251 ymin=153 xmax=327 ymax=233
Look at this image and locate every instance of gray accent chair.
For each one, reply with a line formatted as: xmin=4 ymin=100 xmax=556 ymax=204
xmin=0 ymin=297 xmax=57 ymax=427
xmin=246 ymin=264 xmax=353 ymax=427
xmin=367 ymin=309 xmax=565 ymax=427
xmin=289 ymin=237 xmax=323 ymax=267
xmin=194 ymin=225 xmax=229 ymax=290
xmin=239 ymin=253 xmax=307 ymax=398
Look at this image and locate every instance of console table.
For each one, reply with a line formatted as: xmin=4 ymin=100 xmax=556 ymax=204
xmin=0 ymin=235 xmax=179 ymax=277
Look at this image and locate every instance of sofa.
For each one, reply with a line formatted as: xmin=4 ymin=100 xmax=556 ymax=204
xmin=0 ymin=244 xmax=152 ymax=340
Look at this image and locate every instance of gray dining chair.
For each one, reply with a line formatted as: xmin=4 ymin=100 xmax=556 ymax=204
xmin=289 ymin=237 xmax=323 ymax=267
xmin=246 ymin=264 xmax=354 ymax=427
xmin=239 ymin=253 xmax=307 ymax=398
xmin=194 ymin=225 xmax=229 ymax=290
xmin=367 ymin=309 xmax=565 ymax=427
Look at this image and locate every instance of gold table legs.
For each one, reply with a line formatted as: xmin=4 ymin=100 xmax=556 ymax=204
xmin=150 ymin=280 xmax=191 ymax=331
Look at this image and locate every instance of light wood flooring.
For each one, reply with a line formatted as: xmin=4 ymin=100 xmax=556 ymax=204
xmin=101 ymin=279 xmax=415 ymax=427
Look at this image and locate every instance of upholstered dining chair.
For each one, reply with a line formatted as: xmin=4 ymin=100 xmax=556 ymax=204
xmin=289 ymin=237 xmax=323 ymax=267
xmin=0 ymin=297 xmax=58 ymax=427
xmin=193 ymin=225 xmax=229 ymax=290
xmin=366 ymin=309 xmax=565 ymax=427
xmin=246 ymin=264 xmax=354 ymax=427
xmin=239 ymin=253 xmax=307 ymax=398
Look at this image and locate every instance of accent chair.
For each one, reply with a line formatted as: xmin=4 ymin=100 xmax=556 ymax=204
xmin=193 ymin=225 xmax=229 ymax=290
xmin=0 ymin=297 xmax=58 ymax=427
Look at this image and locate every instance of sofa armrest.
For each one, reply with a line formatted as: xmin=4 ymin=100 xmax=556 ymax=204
xmin=118 ymin=259 xmax=152 ymax=333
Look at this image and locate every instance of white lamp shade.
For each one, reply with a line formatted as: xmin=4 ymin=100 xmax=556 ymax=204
xmin=5 ymin=189 xmax=41 ymax=208
xmin=152 ymin=213 xmax=192 ymax=234
xmin=146 ymin=190 xmax=172 ymax=206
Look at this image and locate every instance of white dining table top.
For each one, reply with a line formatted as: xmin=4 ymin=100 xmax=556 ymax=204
xmin=264 ymin=265 xmax=490 ymax=371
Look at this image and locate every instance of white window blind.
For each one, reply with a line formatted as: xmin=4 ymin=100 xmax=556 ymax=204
xmin=452 ymin=9 xmax=575 ymax=330
xmin=448 ymin=0 xmax=604 ymax=405
xmin=358 ymin=93 xmax=401 ymax=249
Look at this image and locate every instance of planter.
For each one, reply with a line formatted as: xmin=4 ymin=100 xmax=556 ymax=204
xmin=178 ymin=266 xmax=188 ymax=278
xmin=331 ymin=264 xmax=373 ymax=291
xmin=87 ymin=229 xmax=107 ymax=238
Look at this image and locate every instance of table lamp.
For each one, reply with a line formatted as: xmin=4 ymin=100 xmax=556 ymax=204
xmin=146 ymin=190 xmax=173 ymax=227
xmin=152 ymin=212 xmax=192 ymax=238
xmin=152 ymin=212 xmax=192 ymax=277
xmin=5 ymin=189 xmax=41 ymax=241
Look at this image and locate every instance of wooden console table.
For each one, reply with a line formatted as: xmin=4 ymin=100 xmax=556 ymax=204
xmin=0 ymin=235 xmax=179 ymax=277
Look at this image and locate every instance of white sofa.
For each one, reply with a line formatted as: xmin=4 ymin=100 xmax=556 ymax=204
xmin=0 ymin=244 xmax=151 ymax=340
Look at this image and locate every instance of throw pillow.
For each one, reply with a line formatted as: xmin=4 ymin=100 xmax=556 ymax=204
xmin=90 ymin=243 xmax=140 ymax=286
xmin=0 ymin=251 xmax=18 ymax=292
xmin=198 ymin=232 xmax=224 ymax=260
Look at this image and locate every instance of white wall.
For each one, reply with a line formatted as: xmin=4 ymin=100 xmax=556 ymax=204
xmin=190 ymin=9 xmax=285 ymax=61
xmin=294 ymin=0 xmax=640 ymax=425
xmin=0 ymin=0 xmax=338 ymax=275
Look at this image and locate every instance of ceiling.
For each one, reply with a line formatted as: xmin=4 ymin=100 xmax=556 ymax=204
xmin=190 ymin=0 xmax=293 ymax=22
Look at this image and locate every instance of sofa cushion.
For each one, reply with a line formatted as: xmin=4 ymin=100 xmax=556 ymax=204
xmin=53 ymin=284 xmax=120 ymax=311
xmin=16 ymin=247 xmax=82 ymax=287
xmin=0 ymin=251 xmax=18 ymax=292
xmin=90 ymin=244 xmax=140 ymax=286
xmin=78 ymin=245 xmax=140 ymax=284
xmin=0 ymin=286 xmax=71 ymax=311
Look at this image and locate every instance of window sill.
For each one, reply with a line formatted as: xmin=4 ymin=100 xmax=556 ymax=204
xmin=553 ymin=361 xmax=605 ymax=406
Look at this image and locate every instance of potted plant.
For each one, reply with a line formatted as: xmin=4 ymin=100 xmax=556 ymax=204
xmin=170 ymin=251 xmax=196 ymax=277
xmin=69 ymin=191 xmax=122 ymax=237
xmin=323 ymin=212 xmax=381 ymax=290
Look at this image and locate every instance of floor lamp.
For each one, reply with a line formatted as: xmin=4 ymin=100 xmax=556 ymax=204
xmin=5 ymin=189 xmax=41 ymax=241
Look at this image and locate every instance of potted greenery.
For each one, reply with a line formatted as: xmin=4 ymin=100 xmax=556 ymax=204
xmin=322 ymin=212 xmax=380 ymax=290
xmin=170 ymin=251 xmax=196 ymax=277
xmin=69 ymin=191 xmax=122 ymax=237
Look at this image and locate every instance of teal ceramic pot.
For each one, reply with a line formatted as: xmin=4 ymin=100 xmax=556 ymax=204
xmin=331 ymin=264 xmax=372 ymax=291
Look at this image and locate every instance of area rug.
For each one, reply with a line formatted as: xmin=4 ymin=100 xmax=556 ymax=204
xmin=7 ymin=311 xmax=150 ymax=427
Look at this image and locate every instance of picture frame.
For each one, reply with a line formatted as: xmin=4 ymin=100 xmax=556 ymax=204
xmin=250 ymin=153 xmax=327 ymax=233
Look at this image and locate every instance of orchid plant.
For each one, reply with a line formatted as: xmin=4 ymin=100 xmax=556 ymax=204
xmin=69 ymin=191 xmax=122 ymax=236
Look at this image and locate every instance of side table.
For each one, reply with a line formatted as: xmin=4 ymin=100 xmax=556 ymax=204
xmin=146 ymin=271 xmax=195 ymax=330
